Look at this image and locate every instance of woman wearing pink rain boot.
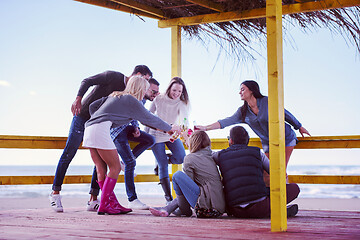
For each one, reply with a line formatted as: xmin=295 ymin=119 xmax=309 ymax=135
xmin=82 ymin=75 xmax=180 ymax=215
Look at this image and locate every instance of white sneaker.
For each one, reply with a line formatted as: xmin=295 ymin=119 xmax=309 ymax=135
xmin=49 ymin=193 xmax=63 ymax=212
xmin=128 ymin=199 xmax=149 ymax=210
xmin=86 ymin=199 xmax=100 ymax=212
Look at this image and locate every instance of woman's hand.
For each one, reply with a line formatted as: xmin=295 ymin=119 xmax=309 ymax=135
xmin=180 ymin=130 xmax=191 ymax=147
xmin=194 ymin=125 xmax=206 ymax=131
xmin=71 ymin=96 xmax=82 ymax=116
xmin=299 ymin=126 xmax=311 ymax=137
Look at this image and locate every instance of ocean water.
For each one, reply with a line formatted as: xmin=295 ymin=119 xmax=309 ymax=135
xmin=0 ymin=165 xmax=359 ymax=199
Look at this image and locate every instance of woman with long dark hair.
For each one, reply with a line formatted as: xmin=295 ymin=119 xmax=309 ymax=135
xmin=196 ymin=80 xmax=310 ymax=185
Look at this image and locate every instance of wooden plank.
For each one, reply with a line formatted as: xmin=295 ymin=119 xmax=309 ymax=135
xmin=267 ymin=0 xmax=287 ymax=231
xmin=171 ymin=26 xmax=182 ymax=78
xmin=0 ymin=174 xmax=160 ymax=185
xmin=158 ymin=0 xmax=360 ymax=27
xmin=170 ymin=24 xmax=182 ymax=197
xmin=110 ymin=0 xmax=166 ymax=18
xmin=74 ymin=0 xmax=162 ymax=19
xmin=1 ymin=135 xmax=360 ymax=149
xmin=1 ymin=174 xmax=359 ymax=185
xmin=1 ymin=206 xmax=360 ymax=239
xmin=186 ymin=0 xmax=225 ymax=12
xmin=288 ymin=175 xmax=360 ymax=184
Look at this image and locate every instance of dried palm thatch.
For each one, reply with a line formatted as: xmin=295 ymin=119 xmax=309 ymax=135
xmin=122 ymin=0 xmax=360 ymax=64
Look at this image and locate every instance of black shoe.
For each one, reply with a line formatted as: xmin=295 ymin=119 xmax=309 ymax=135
xmin=154 ymin=165 xmax=158 ymax=176
xmin=166 ymin=153 xmax=173 ymax=164
xmin=287 ymin=204 xmax=298 ymax=217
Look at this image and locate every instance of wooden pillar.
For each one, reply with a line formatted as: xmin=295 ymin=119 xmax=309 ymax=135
xmin=171 ymin=26 xmax=181 ymax=78
xmin=266 ymin=0 xmax=287 ymax=232
xmin=171 ymin=25 xmax=182 ymax=198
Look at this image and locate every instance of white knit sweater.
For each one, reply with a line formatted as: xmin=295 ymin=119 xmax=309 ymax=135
xmin=147 ymin=94 xmax=190 ymax=143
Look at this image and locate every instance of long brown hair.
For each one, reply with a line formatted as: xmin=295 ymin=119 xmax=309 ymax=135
xmin=165 ymin=77 xmax=189 ymax=105
xmin=189 ymin=131 xmax=211 ymax=153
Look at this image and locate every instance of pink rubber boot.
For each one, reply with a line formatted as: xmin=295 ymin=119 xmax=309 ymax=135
xmin=97 ymin=177 xmax=122 ymax=215
xmin=97 ymin=180 xmax=132 ymax=214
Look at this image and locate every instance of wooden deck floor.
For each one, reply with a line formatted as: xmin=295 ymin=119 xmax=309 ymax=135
xmin=1 ymin=202 xmax=359 ymax=239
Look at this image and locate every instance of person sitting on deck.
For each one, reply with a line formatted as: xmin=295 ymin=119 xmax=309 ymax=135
xmin=212 ymin=126 xmax=300 ymax=218
xmin=149 ymin=130 xmax=226 ymax=218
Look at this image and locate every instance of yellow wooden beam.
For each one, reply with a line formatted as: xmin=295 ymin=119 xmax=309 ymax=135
xmin=186 ymin=0 xmax=225 ymax=12
xmin=171 ymin=26 xmax=182 ymax=78
xmin=1 ymin=174 xmax=359 ymax=186
xmin=110 ymin=0 xmax=166 ymax=18
xmin=74 ymin=0 xmax=162 ymax=20
xmin=1 ymin=135 xmax=360 ymax=149
xmin=170 ymin=25 xmax=182 ymax=197
xmin=0 ymin=174 xmax=160 ymax=185
xmin=288 ymin=175 xmax=360 ymax=184
xmin=267 ymin=0 xmax=287 ymax=231
xmin=158 ymin=0 xmax=360 ymax=27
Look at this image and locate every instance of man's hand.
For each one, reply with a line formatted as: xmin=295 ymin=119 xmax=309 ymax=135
xmin=71 ymin=96 xmax=82 ymax=116
xmin=132 ymin=127 xmax=141 ymax=138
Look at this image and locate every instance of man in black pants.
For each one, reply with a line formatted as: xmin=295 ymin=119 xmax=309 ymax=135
xmin=213 ymin=126 xmax=300 ymax=218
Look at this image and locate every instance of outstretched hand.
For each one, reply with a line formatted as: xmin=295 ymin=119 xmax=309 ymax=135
xmin=71 ymin=96 xmax=82 ymax=116
xmin=132 ymin=127 xmax=141 ymax=138
xmin=299 ymin=126 xmax=311 ymax=137
xmin=194 ymin=125 xmax=206 ymax=131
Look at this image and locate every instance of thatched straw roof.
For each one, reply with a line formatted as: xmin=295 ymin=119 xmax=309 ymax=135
xmin=76 ymin=0 xmax=360 ymax=63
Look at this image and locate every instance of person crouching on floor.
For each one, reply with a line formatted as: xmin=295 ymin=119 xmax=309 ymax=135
xmin=213 ymin=126 xmax=300 ymax=218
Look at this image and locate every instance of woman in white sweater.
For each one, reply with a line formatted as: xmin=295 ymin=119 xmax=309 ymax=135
xmin=148 ymin=77 xmax=190 ymax=203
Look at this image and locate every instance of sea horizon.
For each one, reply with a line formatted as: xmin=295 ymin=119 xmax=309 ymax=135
xmin=0 ymin=164 xmax=359 ymax=199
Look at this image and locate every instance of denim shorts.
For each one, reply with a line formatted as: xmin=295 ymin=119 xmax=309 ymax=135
xmin=262 ymin=139 xmax=297 ymax=153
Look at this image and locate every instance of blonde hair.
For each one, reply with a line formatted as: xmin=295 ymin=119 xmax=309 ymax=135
xmin=110 ymin=75 xmax=149 ymax=101
xmin=189 ymin=131 xmax=211 ymax=153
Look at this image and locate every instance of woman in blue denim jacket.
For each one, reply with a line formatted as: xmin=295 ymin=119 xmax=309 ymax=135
xmin=196 ymin=80 xmax=310 ymax=185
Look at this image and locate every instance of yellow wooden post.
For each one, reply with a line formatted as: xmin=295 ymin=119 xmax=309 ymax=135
xmin=171 ymin=26 xmax=181 ymax=78
xmin=266 ymin=0 xmax=287 ymax=232
xmin=171 ymin=25 xmax=182 ymax=198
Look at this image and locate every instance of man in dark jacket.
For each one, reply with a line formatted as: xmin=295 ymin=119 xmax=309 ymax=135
xmin=213 ymin=126 xmax=300 ymax=218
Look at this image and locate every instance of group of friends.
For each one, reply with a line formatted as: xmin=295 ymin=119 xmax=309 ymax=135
xmin=49 ymin=65 xmax=310 ymax=218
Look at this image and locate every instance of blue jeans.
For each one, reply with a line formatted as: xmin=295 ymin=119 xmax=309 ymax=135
xmin=111 ymin=125 xmax=155 ymax=201
xmin=151 ymin=139 xmax=186 ymax=180
xmin=52 ymin=116 xmax=101 ymax=194
xmin=172 ymin=171 xmax=200 ymax=208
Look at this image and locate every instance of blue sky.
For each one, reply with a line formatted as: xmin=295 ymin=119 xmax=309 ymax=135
xmin=0 ymin=0 xmax=359 ymax=166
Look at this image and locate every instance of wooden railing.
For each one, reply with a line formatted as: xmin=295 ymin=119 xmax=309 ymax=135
xmin=0 ymin=135 xmax=359 ymax=185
